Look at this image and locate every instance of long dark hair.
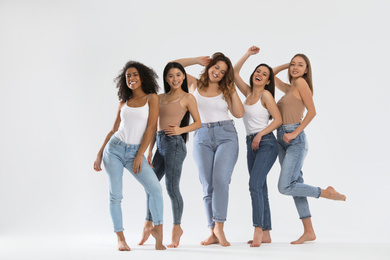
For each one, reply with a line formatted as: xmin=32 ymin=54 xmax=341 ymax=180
xmin=163 ymin=62 xmax=190 ymax=142
xmin=114 ymin=61 xmax=159 ymax=102
xmin=249 ymin=63 xmax=275 ymax=119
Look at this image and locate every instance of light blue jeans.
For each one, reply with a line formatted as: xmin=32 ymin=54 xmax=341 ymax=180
xmin=103 ymin=136 xmax=163 ymax=232
xmin=193 ymin=120 xmax=239 ymax=228
xmin=277 ymin=123 xmax=321 ymax=219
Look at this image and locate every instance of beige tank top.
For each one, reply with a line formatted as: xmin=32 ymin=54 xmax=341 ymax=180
xmin=158 ymin=94 xmax=187 ymax=131
xmin=277 ymin=89 xmax=305 ymax=125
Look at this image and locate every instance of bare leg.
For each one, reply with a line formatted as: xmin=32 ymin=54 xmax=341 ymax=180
xmin=320 ymin=186 xmax=346 ymax=201
xmin=200 ymin=228 xmax=219 ymax=246
xmin=167 ymin=224 xmax=183 ymax=248
xmin=116 ymin=231 xmax=131 ymax=251
xmin=213 ymin=222 xmax=230 ymax=247
xmin=291 ymin=217 xmax=316 ymax=244
xmin=138 ymin=220 xmax=154 ymax=245
xmin=249 ymin=227 xmax=263 ymax=247
xmin=151 ymin=224 xmax=166 ymax=250
xmin=262 ymin=230 xmax=271 ymax=243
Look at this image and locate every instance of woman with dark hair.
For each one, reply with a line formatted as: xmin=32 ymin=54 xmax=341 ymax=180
xmin=274 ymin=54 xmax=346 ymax=244
xmin=138 ymin=62 xmax=201 ymax=248
xmin=174 ymin=53 xmax=244 ymax=247
xmin=93 ymin=61 xmax=166 ymax=251
xmin=234 ymin=46 xmax=282 ymax=247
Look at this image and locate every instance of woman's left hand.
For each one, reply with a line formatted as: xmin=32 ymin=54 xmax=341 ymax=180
xmin=132 ymin=154 xmax=143 ymax=174
xmin=283 ymin=132 xmax=297 ymax=143
xmin=165 ymin=125 xmax=182 ymax=136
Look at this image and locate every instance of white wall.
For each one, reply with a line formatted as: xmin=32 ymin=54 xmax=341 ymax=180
xmin=0 ymin=0 xmax=389 ymax=243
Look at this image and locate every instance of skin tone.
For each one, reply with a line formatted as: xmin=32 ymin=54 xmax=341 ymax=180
xmin=173 ymin=56 xmax=244 ymax=247
xmin=93 ymin=67 xmax=166 ymax=251
xmin=273 ymin=57 xmax=346 ymax=244
xmin=139 ymin=68 xmax=201 ymax=248
xmin=234 ymin=46 xmax=282 ymax=247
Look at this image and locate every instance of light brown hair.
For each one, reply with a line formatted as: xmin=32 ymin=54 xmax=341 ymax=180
xmin=288 ymin=54 xmax=313 ymax=95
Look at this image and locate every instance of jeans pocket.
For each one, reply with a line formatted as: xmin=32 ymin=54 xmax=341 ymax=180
xmin=222 ymin=124 xmax=236 ymax=133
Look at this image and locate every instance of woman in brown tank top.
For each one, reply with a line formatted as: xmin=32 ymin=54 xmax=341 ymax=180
xmin=139 ymin=62 xmax=201 ymax=248
xmin=274 ymin=54 xmax=346 ymax=244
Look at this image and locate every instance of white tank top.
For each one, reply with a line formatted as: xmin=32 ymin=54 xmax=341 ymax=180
xmin=114 ymin=97 xmax=149 ymax=145
xmin=193 ymin=88 xmax=230 ymax=123
xmin=242 ymin=93 xmax=270 ymax=135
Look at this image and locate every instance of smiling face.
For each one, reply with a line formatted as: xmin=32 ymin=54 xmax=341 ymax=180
xmin=289 ymin=56 xmax=308 ymax=79
xmin=252 ymin=65 xmax=270 ymax=87
xmin=125 ymin=67 xmax=141 ymax=90
xmin=165 ymin=68 xmax=186 ymax=91
xmin=208 ymin=61 xmax=228 ymax=83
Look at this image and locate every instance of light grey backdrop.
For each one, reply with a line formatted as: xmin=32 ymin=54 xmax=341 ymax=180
xmin=0 ymin=0 xmax=389 ymax=244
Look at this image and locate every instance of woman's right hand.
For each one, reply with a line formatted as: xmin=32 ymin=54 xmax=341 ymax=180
xmin=93 ymin=155 xmax=103 ymax=172
xmin=197 ymin=56 xmax=211 ymax=67
xmin=247 ymin=46 xmax=260 ymax=56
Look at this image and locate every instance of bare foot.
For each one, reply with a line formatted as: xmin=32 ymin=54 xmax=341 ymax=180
xmin=118 ymin=240 xmax=131 ymax=251
xmin=250 ymin=227 xmax=263 ymax=247
xmin=321 ymin=186 xmax=346 ymax=201
xmin=214 ymin=223 xmax=231 ymax=247
xmin=167 ymin=225 xmax=183 ymax=248
xmin=138 ymin=221 xmax=154 ymax=245
xmin=262 ymin=230 xmax=272 ymax=243
xmin=201 ymin=233 xmax=219 ymax=245
xmin=291 ymin=231 xmax=316 ymax=244
xmin=151 ymin=224 xmax=166 ymax=250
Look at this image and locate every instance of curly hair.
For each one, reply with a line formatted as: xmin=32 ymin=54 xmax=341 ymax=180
xmin=288 ymin=54 xmax=313 ymax=95
xmin=163 ymin=62 xmax=190 ymax=143
xmin=197 ymin=52 xmax=235 ymax=101
xmin=114 ymin=61 xmax=159 ymax=102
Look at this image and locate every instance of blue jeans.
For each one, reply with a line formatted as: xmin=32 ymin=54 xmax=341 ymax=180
xmin=277 ymin=123 xmax=321 ymax=219
xmin=146 ymin=131 xmax=187 ymax=225
xmin=193 ymin=120 xmax=239 ymax=228
xmin=103 ymin=136 xmax=163 ymax=232
xmin=246 ymin=132 xmax=278 ymax=230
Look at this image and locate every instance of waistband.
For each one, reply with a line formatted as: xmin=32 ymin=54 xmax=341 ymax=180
xmin=201 ymin=119 xmax=234 ymax=128
xmin=278 ymin=123 xmax=301 ymax=131
xmin=246 ymin=132 xmax=274 ymax=139
xmin=110 ymin=136 xmax=141 ymax=149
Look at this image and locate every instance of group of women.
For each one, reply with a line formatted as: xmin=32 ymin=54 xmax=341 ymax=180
xmin=93 ymin=46 xmax=346 ymax=251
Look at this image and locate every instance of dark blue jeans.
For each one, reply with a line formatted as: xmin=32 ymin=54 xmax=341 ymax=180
xmin=146 ymin=131 xmax=187 ymax=225
xmin=246 ymin=132 xmax=278 ymax=230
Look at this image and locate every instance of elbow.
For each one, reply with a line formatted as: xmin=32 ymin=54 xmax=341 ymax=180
xmin=194 ymin=120 xmax=202 ymax=130
xmin=275 ymin=117 xmax=282 ymax=128
xmin=234 ymin=110 xmax=244 ymax=119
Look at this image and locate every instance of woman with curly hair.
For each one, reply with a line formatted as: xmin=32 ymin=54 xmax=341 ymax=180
xmin=139 ymin=62 xmax=201 ymax=248
xmin=93 ymin=61 xmax=166 ymax=251
xmin=234 ymin=46 xmax=282 ymax=247
xmin=274 ymin=54 xmax=346 ymax=244
xmin=174 ymin=53 xmax=244 ymax=247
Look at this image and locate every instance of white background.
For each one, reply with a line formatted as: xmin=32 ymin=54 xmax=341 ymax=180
xmin=1 ymin=0 xmax=389 ymax=258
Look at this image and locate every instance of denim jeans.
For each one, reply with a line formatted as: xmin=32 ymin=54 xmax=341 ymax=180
xmin=193 ymin=120 xmax=239 ymax=228
xmin=103 ymin=136 xmax=163 ymax=232
xmin=146 ymin=131 xmax=187 ymax=225
xmin=246 ymin=132 xmax=278 ymax=230
xmin=277 ymin=123 xmax=321 ymax=219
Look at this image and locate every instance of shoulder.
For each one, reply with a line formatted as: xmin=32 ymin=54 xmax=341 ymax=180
xmin=295 ymin=77 xmax=309 ymax=89
xmin=148 ymin=93 xmax=159 ymax=104
xmin=118 ymin=101 xmax=126 ymax=109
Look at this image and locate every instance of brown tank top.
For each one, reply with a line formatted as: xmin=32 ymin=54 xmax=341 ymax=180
xmin=277 ymin=89 xmax=305 ymax=125
xmin=158 ymin=94 xmax=187 ymax=131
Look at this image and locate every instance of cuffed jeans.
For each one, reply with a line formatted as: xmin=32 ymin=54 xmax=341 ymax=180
xmin=146 ymin=131 xmax=187 ymax=225
xmin=103 ymin=136 xmax=163 ymax=232
xmin=277 ymin=123 xmax=321 ymax=219
xmin=193 ymin=120 xmax=239 ymax=228
xmin=246 ymin=132 xmax=278 ymax=230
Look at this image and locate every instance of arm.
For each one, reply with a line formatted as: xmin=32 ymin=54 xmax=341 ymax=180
xmin=93 ymin=102 xmax=125 ymax=171
xmin=283 ymin=78 xmax=316 ymax=143
xmin=173 ymin=56 xmax=210 ymax=93
xmin=132 ymin=94 xmax=159 ymax=174
xmin=226 ymin=90 xmax=244 ymax=118
xmin=251 ymin=91 xmax=282 ymax=150
xmin=164 ymin=94 xmax=202 ymax=135
xmin=273 ymin=63 xmax=290 ymax=93
xmin=147 ymin=133 xmax=156 ymax=167
xmin=233 ymin=46 xmax=260 ymax=97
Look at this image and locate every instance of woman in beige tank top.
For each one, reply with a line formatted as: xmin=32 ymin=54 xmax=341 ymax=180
xmin=274 ymin=54 xmax=346 ymax=244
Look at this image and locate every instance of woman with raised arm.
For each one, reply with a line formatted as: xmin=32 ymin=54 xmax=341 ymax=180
xmin=274 ymin=54 xmax=346 ymax=244
xmin=234 ymin=46 xmax=282 ymax=247
xmin=138 ymin=62 xmax=201 ymax=248
xmin=93 ymin=61 xmax=166 ymax=251
xmin=174 ymin=53 xmax=244 ymax=247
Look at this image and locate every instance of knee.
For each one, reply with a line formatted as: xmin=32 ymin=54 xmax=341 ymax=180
xmin=109 ymin=194 xmax=123 ymax=204
xmin=278 ymin=183 xmax=292 ymax=195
